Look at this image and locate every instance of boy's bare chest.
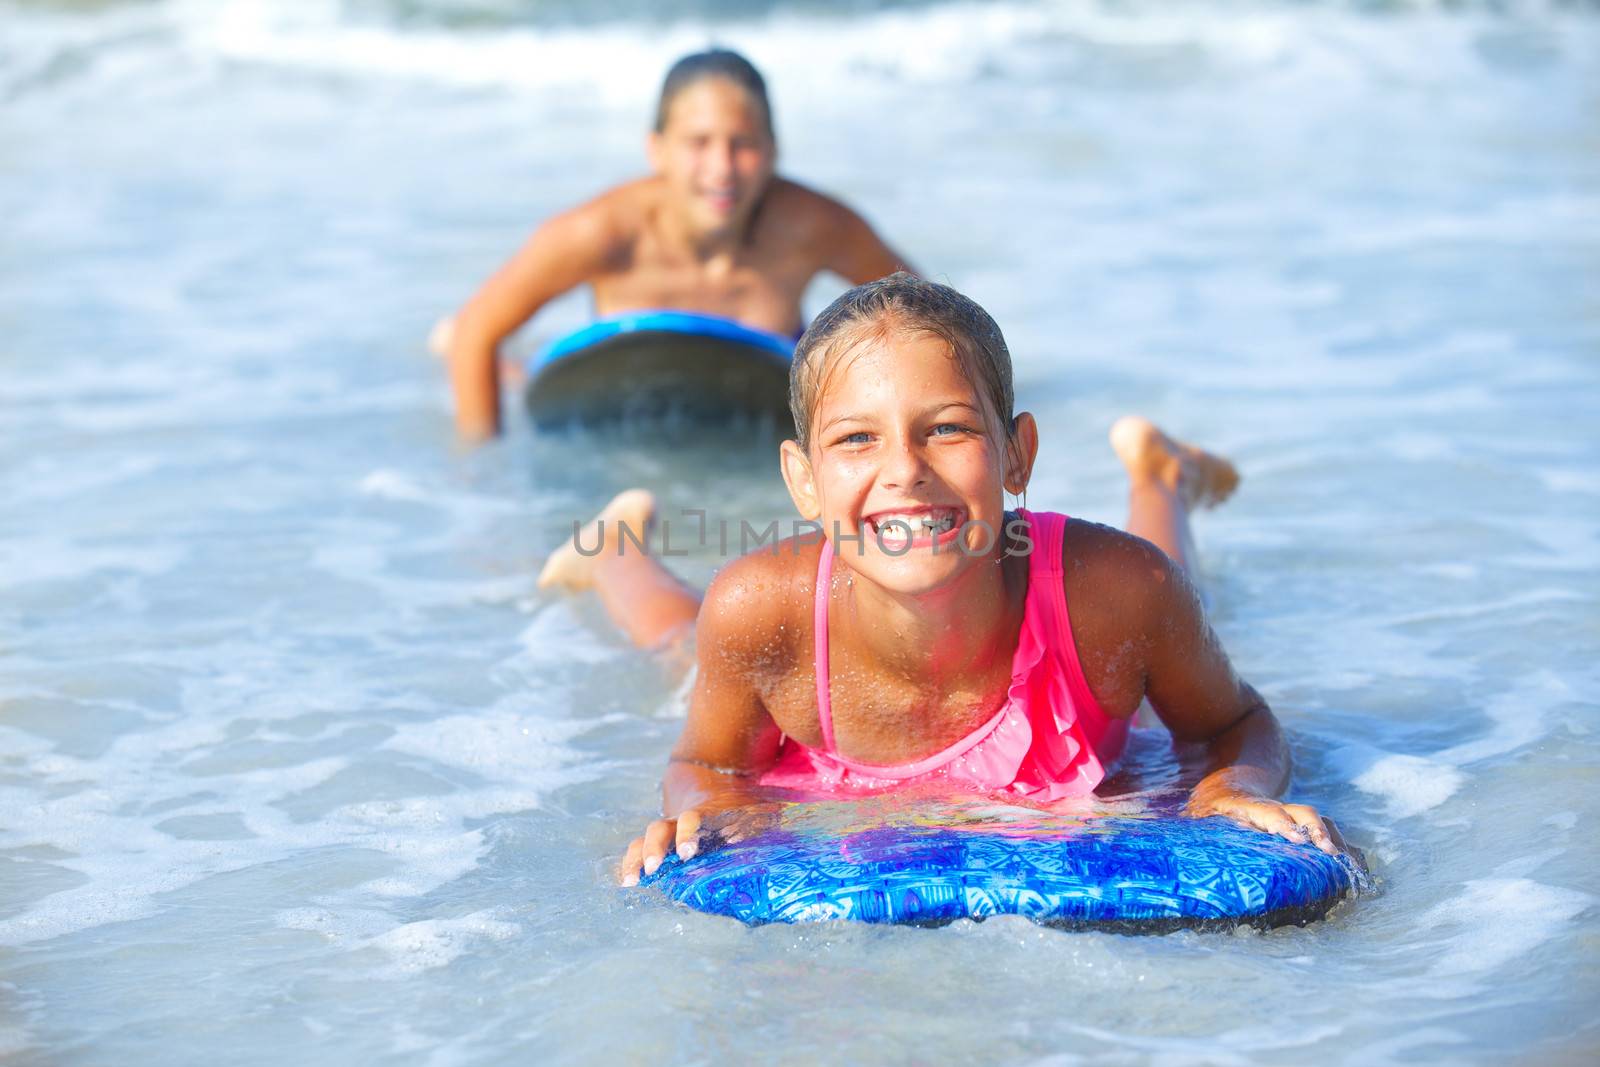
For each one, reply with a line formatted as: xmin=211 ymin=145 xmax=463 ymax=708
xmin=593 ymin=241 xmax=810 ymax=333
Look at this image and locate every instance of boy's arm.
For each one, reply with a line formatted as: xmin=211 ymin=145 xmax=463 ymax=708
xmin=447 ymin=203 xmax=616 ymax=441
xmin=618 ymin=558 xmax=791 ymax=884
xmin=805 ymin=191 xmax=918 ymax=284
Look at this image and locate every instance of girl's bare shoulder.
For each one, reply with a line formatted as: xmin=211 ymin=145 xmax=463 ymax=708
xmin=695 ymin=536 xmax=824 ymax=673
xmin=1061 ymin=518 xmax=1174 ymax=584
xmin=1058 ymin=518 xmax=1191 ymax=683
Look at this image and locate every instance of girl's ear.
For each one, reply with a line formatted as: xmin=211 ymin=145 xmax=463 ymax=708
xmin=645 ymin=132 xmax=665 ymax=175
xmin=780 ymin=439 xmax=822 ymax=520
xmin=1004 ymin=412 xmax=1040 ymax=495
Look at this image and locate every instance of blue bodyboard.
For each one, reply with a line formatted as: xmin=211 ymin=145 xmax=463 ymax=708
xmin=525 ymin=311 xmax=795 ymax=429
xmin=641 ymin=796 xmax=1360 ymax=932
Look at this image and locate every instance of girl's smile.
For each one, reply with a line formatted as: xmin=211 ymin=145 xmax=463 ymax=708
xmin=863 ymin=504 xmax=967 ymax=552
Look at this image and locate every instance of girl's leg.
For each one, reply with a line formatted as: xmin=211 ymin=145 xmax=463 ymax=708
xmin=1108 ymin=416 xmax=1239 ymax=582
xmin=538 ymin=490 xmax=701 ymax=649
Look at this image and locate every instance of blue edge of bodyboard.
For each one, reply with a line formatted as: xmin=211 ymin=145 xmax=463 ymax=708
xmin=530 ymin=310 xmax=796 ymax=373
xmin=640 ymin=816 xmax=1361 ymax=928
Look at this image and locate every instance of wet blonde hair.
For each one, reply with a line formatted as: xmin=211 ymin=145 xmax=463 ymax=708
xmin=789 ymin=272 xmax=1016 ymax=453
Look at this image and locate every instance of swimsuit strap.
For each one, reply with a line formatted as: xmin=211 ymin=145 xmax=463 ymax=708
xmin=813 ymin=543 xmax=836 ymax=754
xmin=1018 ymin=507 xmax=1065 ymax=580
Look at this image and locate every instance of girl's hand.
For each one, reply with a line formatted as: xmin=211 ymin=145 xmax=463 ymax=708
xmin=1185 ymin=789 xmax=1345 ymax=856
xmin=617 ymin=812 xmax=701 ymax=887
xmin=616 ymin=804 xmax=783 ymax=886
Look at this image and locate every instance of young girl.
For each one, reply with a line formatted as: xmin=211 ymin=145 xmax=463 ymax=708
xmin=538 ymin=274 xmax=1344 ymax=884
xmin=439 ymin=49 xmax=913 ymax=441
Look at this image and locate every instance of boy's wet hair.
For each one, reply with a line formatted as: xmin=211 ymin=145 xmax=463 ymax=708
xmin=790 ymin=272 xmax=1016 ymax=453
xmin=654 ymin=49 xmax=775 ymax=139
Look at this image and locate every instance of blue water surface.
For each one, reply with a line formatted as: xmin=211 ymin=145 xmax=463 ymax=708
xmin=2 ymin=1 xmax=1597 ymax=1064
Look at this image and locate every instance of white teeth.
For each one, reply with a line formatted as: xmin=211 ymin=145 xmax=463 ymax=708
xmin=870 ymin=510 xmax=958 ymax=537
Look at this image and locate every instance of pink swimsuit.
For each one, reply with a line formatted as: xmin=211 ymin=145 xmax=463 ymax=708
xmin=758 ymin=509 xmax=1129 ymax=802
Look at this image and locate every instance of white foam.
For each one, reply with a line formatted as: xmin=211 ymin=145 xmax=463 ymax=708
xmin=1338 ymin=1028 xmax=1470 ymax=1066
xmin=1329 ymin=669 xmax=1573 ymax=821
xmin=0 ymin=537 xmax=185 ymax=589
xmin=1416 ymin=878 xmax=1593 ymax=976
xmin=132 ymin=0 xmax=1596 ymax=105
xmin=347 ymin=830 xmax=489 ymax=900
xmin=655 ymin=664 xmax=697 ymax=720
xmin=0 ymin=453 xmax=164 ymax=505
xmin=308 ymin=540 xmax=533 ymax=610
xmin=359 ymin=468 xmax=433 ymax=503
xmin=1382 ymin=432 xmax=1455 ymax=462
xmin=357 ymin=467 xmax=522 ymax=518
xmin=1435 ymin=670 xmax=1565 ymax=767
xmin=384 ymin=708 xmax=592 ymax=779
xmin=364 ymin=910 xmax=521 ymax=978
xmin=516 ymin=603 xmax=622 ymax=666
xmin=1338 ymin=750 xmax=1466 ymax=819
xmin=1061 ymin=1019 xmax=1348 ymax=1061
xmin=1537 ymin=468 xmax=1600 ymax=495
xmin=1383 ymin=588 xmax=1586 ymax=628
xmin=274 ymin=906 xmax=395 ymax=944
xmin=1413 ymin=562 xmax=1481 ymax=582
xmin=0 ymin=685 xmax=604 ymax=945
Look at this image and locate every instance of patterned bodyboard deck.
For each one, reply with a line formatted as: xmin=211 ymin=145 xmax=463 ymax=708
xmin=641 ymin=803 xmax=1360 ymax=932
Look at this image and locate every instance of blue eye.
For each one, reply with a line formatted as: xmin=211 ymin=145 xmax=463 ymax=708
xmin=932 ymin=423 xmax=971 ymax=437
xmin=842 ymin=431 xmax=873 ymax=445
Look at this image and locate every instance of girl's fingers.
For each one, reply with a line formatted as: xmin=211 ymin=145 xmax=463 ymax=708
xmin=642 ymin=818 xmax=676 ymax=877
xmin=1282 ymin=803 xmax=1339 ymax=855
xmin=1255 ymin=805 xmax=1308 ymax=844
xmin=675 ymin=810 xmax=702 ymax=860
xmin=1191 ymin=795 xmax=1348 ymax=855
xmin=618 ymin=814 xmax=696 ymax=888
xmin=1223 ymin=798 xmax=1307 ymax=844
xmin=617 ymin=837 xmax=645 ymax=887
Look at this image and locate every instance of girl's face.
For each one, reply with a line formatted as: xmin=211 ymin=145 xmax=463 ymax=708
xmin=648 ymin=78 xmax=775 ymax=238
xmin=782 ymin=327 xmax=1037 ymax=598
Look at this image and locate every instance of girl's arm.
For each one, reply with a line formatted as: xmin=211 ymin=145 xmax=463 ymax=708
xmin=447 ymin=202 xmax=616 ymax=440
xmin=617 ymin=557 xmax=791 ymax=884
xmin=1132 ymin=544 xmax=1342 ymax=855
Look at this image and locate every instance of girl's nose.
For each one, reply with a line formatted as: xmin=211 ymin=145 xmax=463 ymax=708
xmin=879 ymin=437 xmax=929 ymax=491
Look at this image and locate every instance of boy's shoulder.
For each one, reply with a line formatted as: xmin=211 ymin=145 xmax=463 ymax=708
xmin=758 ymin=179 xmax=874 ymax=244
xmin=769 ymin=176 xmax=856 ymax=213
xmin=526 ymin=182 xmax=648 ymax=273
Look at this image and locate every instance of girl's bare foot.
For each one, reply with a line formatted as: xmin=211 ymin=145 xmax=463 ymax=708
xmin=428 ymin=315 xmax=455 ymax=358
xmin=538 ymin=489 xmax=657 ymax=591
xmin=1109 ymin=416 xmax=1239 ymax=509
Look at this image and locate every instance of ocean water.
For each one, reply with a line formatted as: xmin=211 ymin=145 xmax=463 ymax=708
xmin=2 ymin=0 xmax=1598 ymax=1063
